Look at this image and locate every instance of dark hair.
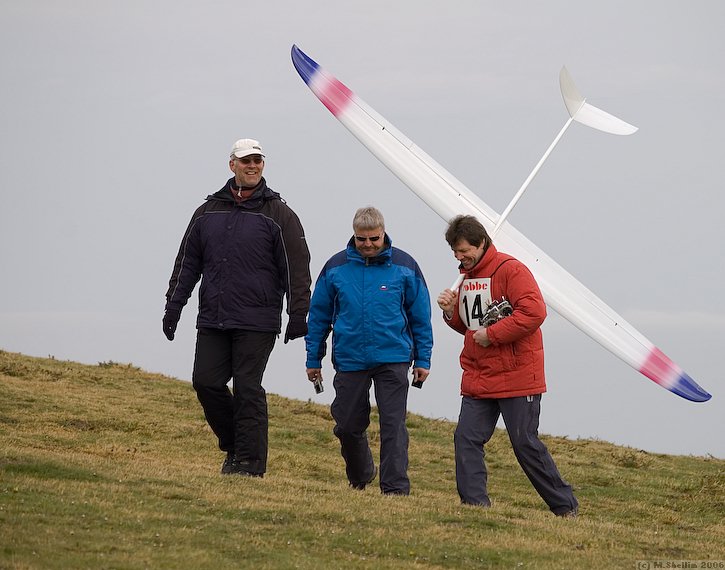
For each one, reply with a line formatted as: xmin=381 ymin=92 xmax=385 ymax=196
xmin=445 ymin=215 xmax=491 ymax=249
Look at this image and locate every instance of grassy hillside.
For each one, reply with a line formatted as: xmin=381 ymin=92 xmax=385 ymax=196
xmin=1 ymin=350 xmax=723 ymax=569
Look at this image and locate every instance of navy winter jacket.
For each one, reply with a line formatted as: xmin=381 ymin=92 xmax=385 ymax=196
xmin=305 ymin=235 xmax=433 ymax=372
xmin=165 ymin=177 xmax=311 ymax=333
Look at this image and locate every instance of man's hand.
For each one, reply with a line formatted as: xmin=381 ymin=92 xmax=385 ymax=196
xmin=284 ymin=314 xmax=308 ymax=344
xmin=307 ymin=368 xmax=323 ymax=393
xmin=306 ymin=368 xmax=322 ymax=383
xmin=412 ymin=367 xmax=430 ymax=386
xmin=162 ymin=308 xmax=181 ymax=341
xmin=437 ymin=289 xmax=458 ymax=319
xmin=473 ymin=328 xmax=491 ymax=347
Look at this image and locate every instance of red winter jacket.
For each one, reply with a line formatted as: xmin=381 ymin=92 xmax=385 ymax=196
xmin=444 ymin=243 xmax=547 ymax=399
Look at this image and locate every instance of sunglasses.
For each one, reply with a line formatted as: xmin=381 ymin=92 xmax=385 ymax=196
xmin=236 ymin=156 xmax=263 ymax=165
xmin=355 ymin=235 xmax=383 ymax=243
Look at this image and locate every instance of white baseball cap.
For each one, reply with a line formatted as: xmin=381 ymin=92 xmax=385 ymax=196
xmin=230 ymin=138 xmax=265 ymax=159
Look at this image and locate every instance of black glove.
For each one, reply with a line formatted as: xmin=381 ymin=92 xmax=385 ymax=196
xmin=162 ymin=308 xmax=181 ymax=341
xmin=284 ymin=314 xmax=308 ymax=344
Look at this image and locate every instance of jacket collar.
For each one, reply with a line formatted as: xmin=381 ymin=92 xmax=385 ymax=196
xmin=460 ymin=242 xmax=499 ymax=276
xmin=207 ymin=177 xmax=280 ymax=208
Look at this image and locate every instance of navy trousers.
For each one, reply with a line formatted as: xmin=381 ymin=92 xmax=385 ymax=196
xmin=331 ymin=363 xmax=411 ymax=494
xmin=454 ymin=395 xmax=578 ymax=514
xmin=192 ymin=327 xmax=276 ymax=475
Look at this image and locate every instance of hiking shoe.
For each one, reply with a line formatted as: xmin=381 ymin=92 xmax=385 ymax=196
xmin=556 ymin=507 xmax=578 ymax=518
xmin=382 ymin=490 xmax=409 ymax=496
xmin=220 ymin=452 xmax=235 ymax=475
xmin=461 ymin=500 xmax=492 ymax=508
xmin=350 ymin=465 xmax=377 ymax=490
xmin=229 ymin=458 xmax=264 ymax=478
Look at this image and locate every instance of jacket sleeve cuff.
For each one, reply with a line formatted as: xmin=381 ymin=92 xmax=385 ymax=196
xmin=486 ymin=326 xmax=499 ymax=345
xmin=164 ymin=305 xmax=182 ymax=316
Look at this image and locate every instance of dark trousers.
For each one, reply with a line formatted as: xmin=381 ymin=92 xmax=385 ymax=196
xmin=331 ymin=363 xmax=411 ymax=494
xmin=192 ymin=328 xmax=276 ymax=475
xmin=454 ymin=395 xmax=578 ymax=514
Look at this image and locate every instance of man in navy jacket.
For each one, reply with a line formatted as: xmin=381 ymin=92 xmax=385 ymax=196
xmin=163 ymin=138 xmax=311 ymax=477
xmin=305 ymin=207 xmax=432 ymax=494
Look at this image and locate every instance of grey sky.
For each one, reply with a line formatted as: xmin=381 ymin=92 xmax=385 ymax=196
xmin=1 ymin=1 xmax=722 ymax=458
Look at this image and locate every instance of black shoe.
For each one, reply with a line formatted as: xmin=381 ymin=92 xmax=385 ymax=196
xmin=350 ymin=465 xmax=377 ymax=490
xmin=229 ymin=458 xmax=264 ymax=478
xmin=220 ymin=452 xmax=235 ymax=475
xmin=461 ymin=500 xmax=491 ymax=508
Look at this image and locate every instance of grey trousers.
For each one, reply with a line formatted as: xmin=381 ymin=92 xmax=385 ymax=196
xmin=331 ymin=363 xmax=411 ymax=494
xmin=454 ymin=395 xmax=578 ymax=514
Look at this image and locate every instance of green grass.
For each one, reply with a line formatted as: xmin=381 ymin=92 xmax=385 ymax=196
xmin=0 ymin=349 xmax=723 ymax=569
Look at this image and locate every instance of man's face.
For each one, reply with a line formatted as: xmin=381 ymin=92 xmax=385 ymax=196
xmin=452 ymin=239 xmax=485 ymax=270
xmin=354 ymin=226 xmax=385 ymax=258
xmin=229 ymin=155 xmax=264 ymax=188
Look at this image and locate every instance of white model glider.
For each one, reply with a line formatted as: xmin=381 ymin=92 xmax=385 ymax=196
xmin=291 ymin=44 xmax=711 ymax=403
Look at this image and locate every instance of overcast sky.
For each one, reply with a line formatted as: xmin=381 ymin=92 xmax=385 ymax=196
xmin=1 ymin=1 xmax=723 ymax=459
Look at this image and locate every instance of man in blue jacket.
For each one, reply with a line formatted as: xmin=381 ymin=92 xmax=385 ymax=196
xmin=305 ymin=207 xmax=433 ymax=495
xmin=163 ymin=138 xmax=311 ymax=477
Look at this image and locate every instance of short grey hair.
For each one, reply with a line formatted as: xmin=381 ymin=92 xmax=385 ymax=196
xmin=352 ymin=206 xmax=385 ymax=232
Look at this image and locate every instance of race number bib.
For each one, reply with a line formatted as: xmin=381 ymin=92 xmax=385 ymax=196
xmin=458 ymin=278 xmax=492 ymax=331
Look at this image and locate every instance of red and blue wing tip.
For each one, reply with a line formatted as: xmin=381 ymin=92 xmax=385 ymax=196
xmin=291 ymin=45 xmax=317 ymax=86
xmin=640 ymin=347 xmax=711 ymax=402
xmin=291 ymin=44 xmax=353 ymax=117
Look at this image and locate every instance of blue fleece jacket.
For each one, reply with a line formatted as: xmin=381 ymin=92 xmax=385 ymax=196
xmin=305 ymin=235 xmax=433 ymax=372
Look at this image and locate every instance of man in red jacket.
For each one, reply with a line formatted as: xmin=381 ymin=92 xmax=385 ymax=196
xmin=437 ymin=215 xmax=578 ymax=517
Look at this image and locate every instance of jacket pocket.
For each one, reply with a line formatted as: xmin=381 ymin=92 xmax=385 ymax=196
xmin=463 ymin=331 xmax=516 ymax=373
xmin=501 ymin=343 xmax=516 ymax=371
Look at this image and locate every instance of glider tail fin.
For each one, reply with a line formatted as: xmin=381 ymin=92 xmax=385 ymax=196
xmin=560 ymin=66 xmax=638 ymax=135
xmin=492 ymin=67 xmax=638 ymax=236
